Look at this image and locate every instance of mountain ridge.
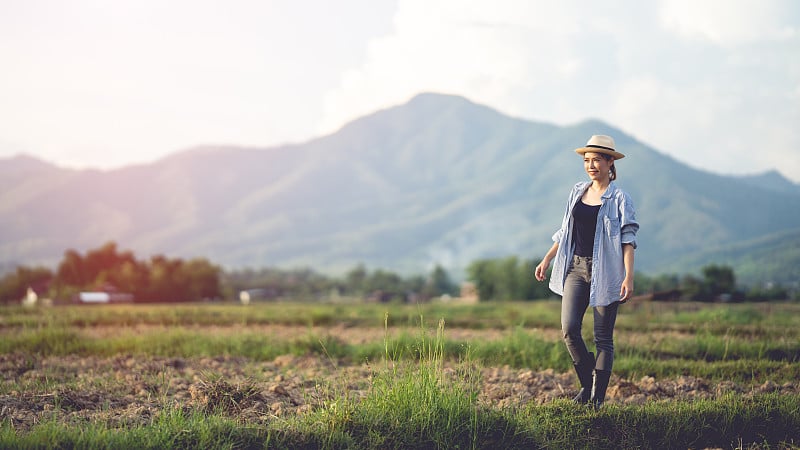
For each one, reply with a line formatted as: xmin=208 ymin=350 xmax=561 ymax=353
xmin=1 ymin=93 xmax=798 ymax=282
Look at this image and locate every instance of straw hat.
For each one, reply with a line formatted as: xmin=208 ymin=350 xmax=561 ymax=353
xmin=574 ymin=135 xmax=625 ymax=159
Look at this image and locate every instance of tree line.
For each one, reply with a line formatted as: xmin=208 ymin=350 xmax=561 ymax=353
xmin=0 ymin=242 xmax=459 ymax=305
xmin=225 ymin=263 xmax=458 ymax=303
xmin=634 ymin=264 xmax=790 ymax=302
xmin=0 ymin=242 xmax=793 ymax=304
xmin=465 ymin=256 xmax=791 ymax=302
xmin=0 ymin=242 xmax=221 ymax=304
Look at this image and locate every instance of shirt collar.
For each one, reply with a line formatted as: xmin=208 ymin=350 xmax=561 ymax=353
xmin=578 ymin=181 xmax=617 ymax=199
xmin=602 ymin=181 xmax=618 ymax=199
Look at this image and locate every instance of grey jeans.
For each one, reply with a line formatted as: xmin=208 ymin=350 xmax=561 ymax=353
xmin=561 ymin=255 xmax=619 ymax=371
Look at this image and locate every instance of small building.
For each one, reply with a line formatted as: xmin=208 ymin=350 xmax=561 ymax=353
xmin=22 ymin=287 xmax=38 ymax=307
xmin=77 ymin=288 xmax=134 ymax=304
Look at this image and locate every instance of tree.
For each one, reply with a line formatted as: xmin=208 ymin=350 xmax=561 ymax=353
xmin=365 ymin=269 xmax=404 ymax=299
xmin=56 ymin=249 xmax=87 ymax=287
xmin=143 ymin=255 xmax=187 ymax=302
xmin=681 ymin=274 xmax=706 ymax=301
xmin=55 ymin=241 xmax=140 ymax=295
xmin=702 ymin=264 xmax=736 ymax=297
xmin=182 ymin=258 xmax=223 ymax=301
xmin=467 ymin=259 xmax=495 ymax=301
xmin=518 ymin=259 xmax=553 ymax=300
xmin=425 ymin=265 xmax=458 ymax=297
xmin=108 ymin=260 xmax=148 ymax=295
xmin=0 ymin=266 xmax=54 ymax=304
xmin=344 ymin=264 xmax=368 ymax=296
xmin=466 ymin=257 xmax=552 ymax=301
xmin=83 ymin=242 xmax=135 ymax=285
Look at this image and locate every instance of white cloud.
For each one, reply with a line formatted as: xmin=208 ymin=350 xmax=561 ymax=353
xmin=320 ymin=0 xmax=800 ymax=181
xmin=658 ymin=0 xmax=796 ymax=45
xmin=0 ymin=0 xmax=397 ymax=168
xmin=1 ymin=1 xmax=798 ymax=182
xmin=610 ymin=76 xmax=799 ymax=176
xmin=319 ymin=0 xmax=594 ymax=134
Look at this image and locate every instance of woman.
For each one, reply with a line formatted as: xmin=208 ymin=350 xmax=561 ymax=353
xmin=534 ymin=135 xmax=639 ymax=408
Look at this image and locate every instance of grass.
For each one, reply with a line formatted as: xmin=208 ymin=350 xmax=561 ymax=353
xmin=1 ymin=320 xmax=797 ymax=383
xmin=0 ymin=409 xmax=269 ymax=449
xmin=3 ymin=368 xmax=799 ymax=449
xmin=2 ymin=301 xmax=800 ymax=448
xmin=3 ymin=301 xmax=798 ymax=339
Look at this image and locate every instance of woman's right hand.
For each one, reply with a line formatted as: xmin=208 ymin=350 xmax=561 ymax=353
xmin=534 ymin=259 xmax=550 ymax=282
xmin=535 ymin=243 xmax=559 ymax=282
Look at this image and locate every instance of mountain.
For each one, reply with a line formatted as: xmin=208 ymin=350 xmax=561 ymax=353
xmin=1 ymin=93 xmax=799 ymax=282
xmin=735 ymin=170 xmax=800 ymax=196
xmin=664 ymin=227 xmax=800 ymax=286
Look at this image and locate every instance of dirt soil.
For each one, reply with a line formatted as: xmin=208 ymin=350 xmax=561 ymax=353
xmin=2 ymin=350 xmax=797 ymax=432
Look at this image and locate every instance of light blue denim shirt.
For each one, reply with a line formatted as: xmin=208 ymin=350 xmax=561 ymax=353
xmin=549 ymin=181 xmax=639 ymax=307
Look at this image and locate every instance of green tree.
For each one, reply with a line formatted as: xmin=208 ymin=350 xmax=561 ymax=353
xmin=425 ymin=265 xmax=458 ymax=297
xmin=681 ymin=274 xmax=707 ymax=301
xmin=0 ymin=266 xmax=54 ymax=304
xmin=518 ymin=259 xmax=552 ymax=300
xmin=365 ymin=269 xmax=404 ymax=299
xmin=144 ymin=255 xmax=187 ymax=302
xmin=467 ymin=259 xmax=495 ymax=301
xmin=108 ymin=260 xmax=148 ymax=295
xmin=405 ymin=274 xmax=427 ymax=298
xmin=345 ymin=264 xmax=368 ymax=296
xmin=182 ymin=258 xmax=222 ymax=301
xmin=55 ymin=241 xmax=139 ymax=294
xmin=56 ymin=249 xmax=87 ymax=287
xmin=468 ymin=257 xmax=554 ymax=301
xmin=702 ymin=264 xmax=736 ymax=297
xmin=83 ymin=242 xmax=135 ymax=285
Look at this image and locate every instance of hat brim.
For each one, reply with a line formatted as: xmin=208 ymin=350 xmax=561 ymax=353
xmin=575 ymin=147 xmax=625 ymax=159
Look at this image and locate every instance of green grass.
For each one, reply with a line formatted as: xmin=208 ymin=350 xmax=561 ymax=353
xmin=0 ymin=327 xmax=800 ymax=369
xmin=2 ymin=324 xmax=797 ymax=383
xmin=2 ymin=301 xmax=800 ymax=448
xmin=0 ymin=300 xmax=582 ymax=330
xmin=3 ymin=379 xmax=799 ymax=449
xmin=0 ymin=409 xmax=269 ymax=449
xmin=3 ymin=301 xmax=798 ymax=336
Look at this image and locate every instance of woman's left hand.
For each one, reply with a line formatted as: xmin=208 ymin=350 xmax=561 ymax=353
xmin=619 ymin=277 xmax=634 ymax=303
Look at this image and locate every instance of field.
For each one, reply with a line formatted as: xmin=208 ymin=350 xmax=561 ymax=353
xmin=1 ymin=300 xmax=799 ymax=449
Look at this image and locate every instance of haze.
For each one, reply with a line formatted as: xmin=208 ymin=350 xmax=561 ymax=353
xmin=0 ymin=0 xmax=798 ymax=181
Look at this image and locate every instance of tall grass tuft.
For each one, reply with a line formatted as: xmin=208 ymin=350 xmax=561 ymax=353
xmin=284 ymin=314 xmax=526 ymax=448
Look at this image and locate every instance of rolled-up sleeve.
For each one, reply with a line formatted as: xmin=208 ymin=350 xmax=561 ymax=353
xmin=619 ymin=191 xmax=639 ymax=249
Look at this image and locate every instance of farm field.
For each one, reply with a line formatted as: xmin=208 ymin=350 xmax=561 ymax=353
xmin=1 ymin=300 xmax=799 ymax=449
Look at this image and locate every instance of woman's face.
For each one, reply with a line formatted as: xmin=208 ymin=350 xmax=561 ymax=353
xmin=583 ymin=152 xmax=613 ymax=181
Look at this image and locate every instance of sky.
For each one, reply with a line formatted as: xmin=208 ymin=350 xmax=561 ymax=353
xmin=1 ymin=0 xmax=799 ymax=181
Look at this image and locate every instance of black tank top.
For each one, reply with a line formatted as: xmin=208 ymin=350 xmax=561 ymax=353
xmin=572 ymin=200 xmax=600 ymax=257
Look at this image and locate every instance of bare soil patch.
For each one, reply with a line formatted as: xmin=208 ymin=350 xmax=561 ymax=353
xmin=2 ymin=351 xmax=796 ymax=431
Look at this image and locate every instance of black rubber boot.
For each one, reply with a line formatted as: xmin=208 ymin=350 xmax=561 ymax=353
xmin=590 ymin=369 xmax=612 ymax=409
xmin=571 ymin=352 xmax=594 ymax=404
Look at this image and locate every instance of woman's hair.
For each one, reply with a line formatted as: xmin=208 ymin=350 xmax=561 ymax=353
xmin=600 ymin=153 xmax=617 ymax=181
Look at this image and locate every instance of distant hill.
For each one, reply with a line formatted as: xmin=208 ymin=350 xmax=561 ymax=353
xmin=664 ymin=227 xmax=800 ymax=286
xmin=1 ymin=93 xmax=799 ymax=284
xmin=734 ymin=170 xmax=800 ymax=196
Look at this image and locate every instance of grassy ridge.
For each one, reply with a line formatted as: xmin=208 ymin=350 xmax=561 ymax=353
xmin=1 ymin=302 xmax=798 ymax=383
xmin=4 ymin=391 xmax=798 ymax=449
xmin=3 ymin=301 xmax=798 ymax=335
xmin=1 ymin=324 xmax=798 ymax=384
xmin=4 ymin=393 xmax=797 ymax=449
